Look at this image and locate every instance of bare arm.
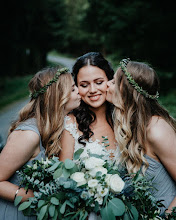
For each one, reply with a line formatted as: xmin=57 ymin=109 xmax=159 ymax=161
xmin=0 ymin=130 xmax=40 ymax=202
xmin=147 ymin=117 xmax=176 ymax=212
xmin=59 ymin=129 xmax=75 ymax=161
xmin=59 ymin=115 xmax=76 ymax=161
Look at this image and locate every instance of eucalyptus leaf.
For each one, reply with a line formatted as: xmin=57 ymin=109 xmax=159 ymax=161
xmin=18 ymin=201 xmax=32 ymax=211
xmin=38 ymin=200 xmax=46 ymax=208
xmin=128 ymin=205 xmax=138 ymax=220
xmin=64 ymin=159 xmax=75 ymax=169
xmin=49 ymin=204 xmax=56 ymax=217
xmin=53 ymin=167 xmax=63 ymax=179
xmin=50 ymin=197 xmax=59 ymax=205
xmin=38 ymin=205 xmax=48 ymax=220
xmin=66 ymin=200 xmax=74 ymax=208
xmin=48 ymin=162 xmax=60 ymax=172
xmin=63 ymin=167 xmax=70 ymax=178
xmin=108 ymin=198 xmax=125 ymax=216
xmin=73 ymin=148 xmax=84 ymax=160
xmin=53 ymin=209 xmax=58 ymax=220
xmin=63 ymin=181 xmax=71 ymax=189
xmin=101 ymin=205 xmax=116 ymax=220
xmin=14 ymin=195 xmax=23 ymax=206
xmin=60 ymin=201 xmax=67 ymax=214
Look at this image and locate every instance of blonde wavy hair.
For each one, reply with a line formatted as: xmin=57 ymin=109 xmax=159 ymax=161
xmin=113 ymin=61 xmax=176 ymax=174
xmin=9 ymin=66 xmax=73 ymax=158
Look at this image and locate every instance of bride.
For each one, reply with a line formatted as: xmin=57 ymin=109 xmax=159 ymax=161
xmin=59 ymin=52 xmax=120 ymax=219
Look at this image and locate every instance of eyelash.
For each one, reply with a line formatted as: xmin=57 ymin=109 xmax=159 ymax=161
xmin=80 ymin=81 xmax=103 ymax=88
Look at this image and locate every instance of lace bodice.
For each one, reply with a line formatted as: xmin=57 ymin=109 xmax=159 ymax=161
xmin=64 ymin=116 xmax=120 ymax=164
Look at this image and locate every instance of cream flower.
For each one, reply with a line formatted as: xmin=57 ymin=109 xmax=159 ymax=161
xmin=89 ymin=167 xmax=107 ymax=177
xmin=88 ymin=179 xmax=99 ymax=188
xmin=85 ymin=157 xmax=105 ymax=170
xmin=97 ymin=186 xmax=108 ymax=197
xmin=109 ymin=174 xmax=125 ymax=193
xmin=95 ymin=194 xmax=103 ymax=205
xmin=70 ymin=172 xmax=87 ymax=187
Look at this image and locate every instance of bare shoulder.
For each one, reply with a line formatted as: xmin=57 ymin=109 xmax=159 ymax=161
xmin=7 ymin=129 xmax=39 ymax=145
xmin=147 ymin=116 xmax=175 ymax=145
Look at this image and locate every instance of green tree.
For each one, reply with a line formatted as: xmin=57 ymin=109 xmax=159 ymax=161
xmin=1 ymin=0 xmax=67 ymax=76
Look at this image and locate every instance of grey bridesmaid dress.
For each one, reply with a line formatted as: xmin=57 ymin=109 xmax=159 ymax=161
xmin=145 ymin=155 xmax=176 ymax=215
xmin=0 ymin=118 xmax=46 ymax=220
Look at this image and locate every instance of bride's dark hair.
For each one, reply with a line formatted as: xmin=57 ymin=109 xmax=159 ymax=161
xmin=72 ymin=52 xmax=114 ymax=146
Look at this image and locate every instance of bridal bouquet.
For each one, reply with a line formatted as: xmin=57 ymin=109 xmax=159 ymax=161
xmin=15 ymin=149 xmax=163 ymax=220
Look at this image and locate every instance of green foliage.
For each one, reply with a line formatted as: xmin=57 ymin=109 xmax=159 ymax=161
xmin=159 ymin=90 xmax=176 ymax=119
xmin=15 ymin=150 xmax=163 ymax=220
xmin=2 ymin=0 xmax=68 ymax=76
xmin=0 ymin=75 xmax=32 ymax=110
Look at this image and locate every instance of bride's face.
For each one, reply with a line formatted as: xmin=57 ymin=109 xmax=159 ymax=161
xmin=77 ymin=65 xmax=108 ymax=108
xmin=106 ymin=73 xmax=116 ymax=104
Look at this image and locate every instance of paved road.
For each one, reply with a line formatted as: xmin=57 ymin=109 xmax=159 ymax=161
xmin=0 ymin=55 xmax=76 ymax=144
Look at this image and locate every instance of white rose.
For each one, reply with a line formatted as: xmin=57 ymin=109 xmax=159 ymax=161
xmin=89 ymin=167 xmax=107 ymax=177
xmin=85 ymin=157 xmax=105 ymax=170
xmin=88 ymin=179 xmax=99 ymax=188
xmin=70 ymin=172 xmax=87 ymax=187
xmin=109 ymin=174 xmax=125 ymax=193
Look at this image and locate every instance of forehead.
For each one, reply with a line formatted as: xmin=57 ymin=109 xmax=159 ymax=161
xmin=77 ymin=66 xmax=108 ymax=82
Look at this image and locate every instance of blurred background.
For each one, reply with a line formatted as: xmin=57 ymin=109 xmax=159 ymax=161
xmin=0 ymin=0 xmax=176 ymax=147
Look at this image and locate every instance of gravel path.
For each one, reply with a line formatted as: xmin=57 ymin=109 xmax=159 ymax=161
xmin=0 ymin=55 xmax=76 ymax=144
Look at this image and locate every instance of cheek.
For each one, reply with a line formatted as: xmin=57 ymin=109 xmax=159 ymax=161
xmin=78 ymin=87 xmax=86 ymax=96
xmin=101 ymin=82 xmax=108 ymax=91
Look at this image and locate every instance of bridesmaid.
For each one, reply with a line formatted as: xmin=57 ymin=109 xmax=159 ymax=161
xmin=106 ymin=58 xmax=176 ymax=217
xmin=0 ymin=66 xmax=80 ymax=220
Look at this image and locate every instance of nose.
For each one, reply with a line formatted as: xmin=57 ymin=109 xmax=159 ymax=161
xmin=89 ymin=83 xmax=97 ymax=93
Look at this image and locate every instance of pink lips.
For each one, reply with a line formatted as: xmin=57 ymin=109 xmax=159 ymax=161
xmin=89 ymin=94 xmax=101 ymax=101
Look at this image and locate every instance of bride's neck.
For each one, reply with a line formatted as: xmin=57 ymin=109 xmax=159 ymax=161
xmin=90 ymin=103 xmax=107 ymax=122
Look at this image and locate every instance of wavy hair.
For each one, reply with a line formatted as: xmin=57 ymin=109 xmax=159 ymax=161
xmin=72 ymin=52 xmax=114 ymax=145
xmin=113 ymin=61 xmax=176 ymax=174
xmin=9 ymin=66 xmax=73 ymax=158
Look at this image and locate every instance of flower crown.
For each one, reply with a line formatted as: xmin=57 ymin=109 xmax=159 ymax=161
xmin=119 ymin=58 xmax=159 ymax=100
xmin=29 ymin=67 xmax=69 ymax=99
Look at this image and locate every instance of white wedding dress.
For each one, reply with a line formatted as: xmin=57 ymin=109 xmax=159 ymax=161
xmin=64 ymin=116 xmax=121 ymax=220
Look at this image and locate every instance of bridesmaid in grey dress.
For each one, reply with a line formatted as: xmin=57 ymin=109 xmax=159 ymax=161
xmin=0 ymin=66 xmax=81 ymax=220
xmin=106 ymin=58 xmax=176 ymax=216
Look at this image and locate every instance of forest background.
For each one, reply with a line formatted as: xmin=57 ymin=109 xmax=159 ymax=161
xmin=0 ymin=0 xmax=176 ymax=118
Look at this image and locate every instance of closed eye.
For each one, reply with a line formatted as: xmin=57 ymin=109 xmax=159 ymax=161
xmin=96 ymin=81 xmax=103 ymax=85
xmin=80 ymin=84 xmax=88 ymax=88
